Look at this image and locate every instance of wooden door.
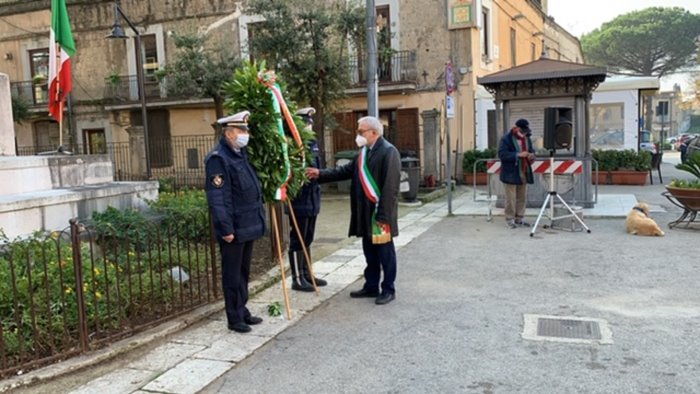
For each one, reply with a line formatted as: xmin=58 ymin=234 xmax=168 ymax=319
xmin=395 ymin=108 xmax=419 ymax=156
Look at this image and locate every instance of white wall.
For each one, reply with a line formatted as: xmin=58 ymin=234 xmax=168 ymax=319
xmin=475 ymin=97 xmax=494 ymax=149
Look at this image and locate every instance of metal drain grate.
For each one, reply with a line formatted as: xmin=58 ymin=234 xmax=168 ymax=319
xmin=522 ymin=314 xmax=613 ymax=344
xmin=537 ymin=318 xmax=601 ymax=340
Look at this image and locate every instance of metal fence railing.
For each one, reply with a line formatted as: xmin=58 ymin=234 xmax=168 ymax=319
xmin=17 ymin=134 xmax=218 ymax=190
xmin=0 ymin=209 xmax=220 ymax=378
xmin=348 ymin=50 xmax=418 ymax=86
xmin=10 ymin=81 xmax=48 ymax=106
xmin=103 ymin=75 xmax=164 ymax=103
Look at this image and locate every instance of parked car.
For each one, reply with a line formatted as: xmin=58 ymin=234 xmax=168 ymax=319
xmin=591 ymin=130 xmax=624 ymax=147
xmin=681 ymin=135 xmax=700 ymax=164
xmin=666 ymin=135 xmax=680 ymax=146
xmin=674 ymin=134 xmax=693 ymax=151
xmin=639 ymin=130 xmax=657 ymax=154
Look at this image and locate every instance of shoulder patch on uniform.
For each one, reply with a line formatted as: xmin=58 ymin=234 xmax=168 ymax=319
xmin=211 ymin=174 xmax=224 ymax=188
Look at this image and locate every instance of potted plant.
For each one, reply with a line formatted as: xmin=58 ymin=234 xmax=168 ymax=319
xmin=32 ymin=73 xmax=47 ymax=85
xmin=592 ymin=149 xmax=617 ymax=185
xmin=612 ymin=149 xmax=651 ymax=185
xmin=107 ymin=70 xmax=121 ymax=87
xmin=666 ymin=152 xmax=700 ymax=211
xmin=462 ymin=148 xmax=496 ymax=185
xmin=592 ymin=149 xmax=650 ymax=185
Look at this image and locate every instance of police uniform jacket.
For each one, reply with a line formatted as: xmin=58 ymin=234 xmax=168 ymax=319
xmin=205 ymin=136 xmax=266 ymax=243
xmin=319 ymin=137 xmax=400 ymax=237
xmin=288 ymin=140 xmax=321 ymax=217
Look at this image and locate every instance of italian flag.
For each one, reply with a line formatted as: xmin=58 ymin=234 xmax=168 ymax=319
xmin=48 ymin=0 xmax=76 ymax=121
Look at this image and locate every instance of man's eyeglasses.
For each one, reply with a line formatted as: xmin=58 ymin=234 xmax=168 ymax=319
xmin=357 ymin=128 xmax=372 ymax=135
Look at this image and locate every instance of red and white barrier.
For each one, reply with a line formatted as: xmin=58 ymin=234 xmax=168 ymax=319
xmin=487 ymin=159 xmax=583 ymax=175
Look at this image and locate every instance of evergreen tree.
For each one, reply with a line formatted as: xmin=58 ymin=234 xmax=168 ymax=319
xmin=245 ymin=0 xmax=365 ymax=162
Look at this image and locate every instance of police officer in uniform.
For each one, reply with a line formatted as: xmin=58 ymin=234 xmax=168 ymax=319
xmin=205 ymin=111 xmax=266 ymax=333
xmin=286 ymin=107 xmax=328 ymax=291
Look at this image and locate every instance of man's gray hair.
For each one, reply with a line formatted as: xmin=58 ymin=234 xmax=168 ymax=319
xmin=358 ymin=116 xmax=384 ymax=136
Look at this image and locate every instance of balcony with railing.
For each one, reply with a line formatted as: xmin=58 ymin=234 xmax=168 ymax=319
xmin=10 ymin=80 xmax=49 ymax=109
xmin=103 ymin=74 xmax=165 ymax=103
xmin=347 ymin=50 xmax=418 ymax=94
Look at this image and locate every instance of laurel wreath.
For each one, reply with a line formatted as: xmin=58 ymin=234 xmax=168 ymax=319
xmin=222 ymin=62 xmax=314 ymax=203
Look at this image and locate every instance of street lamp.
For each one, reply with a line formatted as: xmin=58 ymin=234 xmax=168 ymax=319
xmin=106 ymin=0 xmax=151 ymax=179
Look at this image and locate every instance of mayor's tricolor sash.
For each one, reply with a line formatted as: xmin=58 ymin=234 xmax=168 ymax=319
xmin=357 ymin=147 xmax=391 ymax=244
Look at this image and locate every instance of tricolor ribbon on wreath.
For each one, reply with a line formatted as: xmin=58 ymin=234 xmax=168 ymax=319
xmin=257 ymin=71 xmax=305 ymax=201
xmin=358 ymin=147 xmax=392 ymax=244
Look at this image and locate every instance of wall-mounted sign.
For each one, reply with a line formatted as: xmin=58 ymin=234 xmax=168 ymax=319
xmin=446 ymin=95 xmax=455 ymax=119
xmin=448 ymin=0 xmax=474 ymax=30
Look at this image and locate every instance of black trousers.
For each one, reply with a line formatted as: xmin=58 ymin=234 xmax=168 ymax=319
xmin=288 ymin=215 xmax=317 ymax=252
xmin=361 ymin=236 xmax=397 ymax=295
xmin=219 ymin=240 xmax=254 ymax=325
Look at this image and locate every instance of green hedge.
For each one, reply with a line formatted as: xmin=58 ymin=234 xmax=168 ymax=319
xmin=592 ymin=149 xmax=651 ymax=172
xmin=462 ymin=148 xmax=497 ymax=173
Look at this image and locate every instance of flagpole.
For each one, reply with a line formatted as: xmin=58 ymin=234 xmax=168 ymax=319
xmin=55 ymin=41 xmax=63 ymax=150
xmin=59 ymin=101 xmax=63 ymax=149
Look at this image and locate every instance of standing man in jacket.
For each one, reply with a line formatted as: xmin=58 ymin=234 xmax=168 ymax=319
xmin=286 ymin=107 xmax=327 ymax=292
xmin=306 ymin=116 xmax=400 ymax=305
xmin=205 ymin=111 xmax=266 ymax=333
xmin=498 ymin=118 xmax=536 ymax=229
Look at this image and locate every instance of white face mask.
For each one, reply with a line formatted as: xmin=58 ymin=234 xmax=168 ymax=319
xmin=355 ymin=134 xmax=368 ymax=148
xmin=236 ymin=134 xmax=250 ymax=148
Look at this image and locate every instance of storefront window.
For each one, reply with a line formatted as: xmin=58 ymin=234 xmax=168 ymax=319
xmin=590 ymin=103 xmax=625 ymax=150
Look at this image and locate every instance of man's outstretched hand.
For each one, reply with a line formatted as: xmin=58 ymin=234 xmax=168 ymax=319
xmin=306 ymin=167 xmax=320 ymax=179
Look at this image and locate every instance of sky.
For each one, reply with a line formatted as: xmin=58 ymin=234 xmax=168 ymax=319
xmin=548 ymin=0 xmax=700 ymax=92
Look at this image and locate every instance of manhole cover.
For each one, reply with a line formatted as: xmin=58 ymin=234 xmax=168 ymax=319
xmin=522 ymin=314 xmax=613 ymax=344
xmin=537 ymin=318 xmax=601 ymax=340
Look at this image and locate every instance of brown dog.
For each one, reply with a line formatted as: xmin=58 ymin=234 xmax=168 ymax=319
xmin=626 ymin=202 xmax=665 ymax=236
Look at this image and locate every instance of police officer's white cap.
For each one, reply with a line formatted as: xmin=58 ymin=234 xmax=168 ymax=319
xmin=296 ymin=107 xmax=315 ymax=117
xmin=296 ymin=107 xmax=315 ymax=125
xmin=218 ymin=111 xmax=250 ymax=130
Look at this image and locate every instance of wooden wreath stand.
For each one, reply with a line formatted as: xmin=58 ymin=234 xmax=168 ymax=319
xmin=268 ymin=199 xmax=320 ymax=320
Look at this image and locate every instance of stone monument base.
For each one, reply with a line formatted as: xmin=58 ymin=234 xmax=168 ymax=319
xmin=0 ymin=155 xmax=158 ymax=239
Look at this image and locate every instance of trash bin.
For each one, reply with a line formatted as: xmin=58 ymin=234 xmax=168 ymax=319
xmin=400 ymin=157 xmax=420 ymax=202
xmin=334 ymin=150 xmax=357 ymax=193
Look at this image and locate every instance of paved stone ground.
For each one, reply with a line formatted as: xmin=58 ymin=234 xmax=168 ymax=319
xmin=6 ymin=153 xmax=698 ymax=394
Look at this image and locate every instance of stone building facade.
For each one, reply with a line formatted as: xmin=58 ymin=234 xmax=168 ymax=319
xmin=333 ymin=0 xmax=582 ymax=182
xmin=1 ymin=0 xmax=581 ymax=183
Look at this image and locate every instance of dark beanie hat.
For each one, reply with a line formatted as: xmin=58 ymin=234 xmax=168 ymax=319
xmin=515 ymin=119 xmax=529 ymax=129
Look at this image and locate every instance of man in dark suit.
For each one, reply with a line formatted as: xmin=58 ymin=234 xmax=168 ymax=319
xmin=306 ymin=116 xmax=400 ymax=305
xmin=205 ymin=111 xmax=266 ymax=333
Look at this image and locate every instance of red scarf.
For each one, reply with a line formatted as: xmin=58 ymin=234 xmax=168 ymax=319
xmin=512 ymin=127 xmax=529 ymax=152
xmin=511 ymin=127 xmax=534 ymax=183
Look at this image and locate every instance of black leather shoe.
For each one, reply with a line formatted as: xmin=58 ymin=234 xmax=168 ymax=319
xmin=244 ymin=316 xmax=263 ymax=325
xmin=292 ymin=281 xmax=315 ymax=292
xmin=350 ymin=288 xmax=379 ymax=298
xmin=306 ymin=275 xmax=328 ymax=287
xmin=375 ymin=292 xmax=395 ymax=305
xmin=228 ymin=322 xmax=251 ymax=333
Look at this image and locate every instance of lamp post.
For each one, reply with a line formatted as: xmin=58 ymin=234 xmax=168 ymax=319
xmin=107 ymin=1 xmax=151 ymax=179
xmin=669 ymin=93 xmax=675 ymax=147
xmin=366 ymin=0 xmax=378 ymax=117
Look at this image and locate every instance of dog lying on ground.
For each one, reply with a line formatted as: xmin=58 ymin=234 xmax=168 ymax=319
xmin=626 ymin=202 xmax=665 ymax=236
